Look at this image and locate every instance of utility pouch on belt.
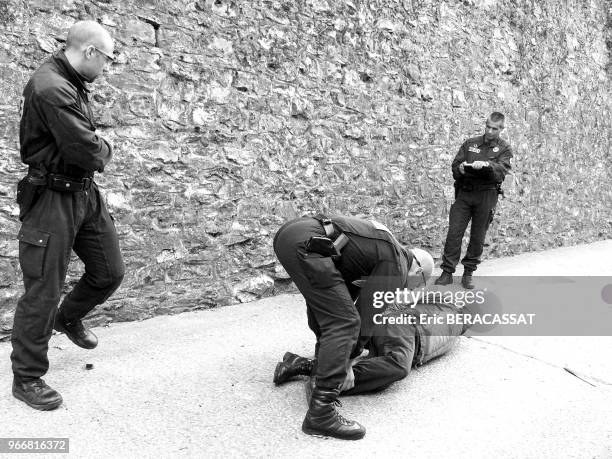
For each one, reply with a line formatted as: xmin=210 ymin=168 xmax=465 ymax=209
xmin=307 ymin=215 xmax=350 ymax=258
xmin=16 ymin=172 xmax=46 ymax=222
xmin=306 ymin=236 xmax=336 ymax=257
xmin=306 ymin=233 xmax=349 ymax=258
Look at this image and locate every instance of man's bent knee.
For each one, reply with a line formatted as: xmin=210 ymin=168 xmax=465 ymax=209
xmin=103 ymin=272 xmax=124 ymax=293
xmin=336 ymin=313 xmax=361 ymax=338
xmin=89 ymin=270 xmax=123 ymax=287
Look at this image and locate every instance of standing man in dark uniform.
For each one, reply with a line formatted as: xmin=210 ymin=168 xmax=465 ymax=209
xmin=435 ymin=112 xmax=513 ymax=289
xmin=273 ymin=215 xmax=434 ymax=440
xmin=11 ymin=20 xmax=124 ymax=410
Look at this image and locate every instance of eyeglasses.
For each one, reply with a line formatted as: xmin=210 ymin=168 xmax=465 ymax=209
xmin=91 ymin=46 xmax=115 ymax=63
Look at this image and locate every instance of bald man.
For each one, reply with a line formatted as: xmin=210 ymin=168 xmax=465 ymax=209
xmin=12 ymin=20 xmax=124 ymax=410
xmin=273 ymin=215 xmax=434 ymax=440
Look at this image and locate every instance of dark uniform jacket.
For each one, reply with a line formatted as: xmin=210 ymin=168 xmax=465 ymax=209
xmin=20 ymin=50 xmax=112 ymax=178
xmin=331 ymin=216 xmax=412 ymax=286
xmin=451 ymin=135 xmax=513 ymax=188
xmin=330 ymin=216 xmax=414 ymax=340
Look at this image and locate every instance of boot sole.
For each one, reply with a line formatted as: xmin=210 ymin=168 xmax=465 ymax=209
xmin=12 ymin=388 xmax=62 ymax=411
xmin=302 ymin=425 xmax=365 ymax=440
xmin=273 ymin=362 xmax=285 ymax=385
xmin=54 ymin=322 xmax=97 ymax=349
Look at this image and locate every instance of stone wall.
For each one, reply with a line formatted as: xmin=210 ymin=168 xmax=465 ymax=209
xmin=0 ymin=0 xmax=610 ymax=338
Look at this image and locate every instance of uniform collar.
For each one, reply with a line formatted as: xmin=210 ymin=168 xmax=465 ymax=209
xmin=52 ymin=50 xmax=90 ymax=93
xmin=478 ymin=135 xmax=499 ymax=147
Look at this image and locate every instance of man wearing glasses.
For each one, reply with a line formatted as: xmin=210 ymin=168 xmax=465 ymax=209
xmin=11 ymin=20 xmax=123 ymax=411
xmin=273 ymin=215 xmax=434 ymax=440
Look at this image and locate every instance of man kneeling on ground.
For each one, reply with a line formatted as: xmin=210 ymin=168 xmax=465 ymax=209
xmin=274 ymin=285 xmax=497 ymax=405
xmin=273 ymin=215 xmax=435 ymax=440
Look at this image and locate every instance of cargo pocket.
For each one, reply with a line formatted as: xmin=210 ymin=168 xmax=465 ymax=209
xmin=17 ymin=227 xmax=50 ymax=279
xmin=299 ymin=252 xmax=344 ymax=288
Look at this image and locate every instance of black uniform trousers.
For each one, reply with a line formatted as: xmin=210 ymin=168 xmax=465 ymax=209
xmin=11 ymin=184 xmax=125 ymax=380
xmin=273 ymin=217 xmax=362 ymax=389
xmin=440 ymin=188 xmax=498 ymax=274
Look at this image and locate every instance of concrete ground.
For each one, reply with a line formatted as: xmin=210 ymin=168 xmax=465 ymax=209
xmin=1 ymin=240 xmax=611 ymax=458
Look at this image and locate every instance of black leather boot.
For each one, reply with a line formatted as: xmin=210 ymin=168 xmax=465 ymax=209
xmin=435 ymin=271 xmax=453 ymax=285
xmin=12 ymin=378 xmax=63 ymax=411
xmin=54 ymin=312 xmax=98 ymax=349
xmin=461 ymin=273 xmax=475 ymax=289
xmin=273 ymin=352 xmax=314 ymax=385
xmin=302 ymin=387 xmax=366 ymax=440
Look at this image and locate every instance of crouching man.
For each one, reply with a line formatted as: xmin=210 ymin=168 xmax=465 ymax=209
xmin=273 ymin=215 xmax=434 ymax=440
xmin=275 ymin=285 xmax=498 ymax=401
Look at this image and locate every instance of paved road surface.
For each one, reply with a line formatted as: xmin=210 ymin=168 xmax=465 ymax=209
xmin=1 ymin=240 xmax=611 ymax=458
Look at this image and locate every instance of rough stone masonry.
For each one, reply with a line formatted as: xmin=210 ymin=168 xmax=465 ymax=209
xmin=0 ymin=0 xmax=610 ymax=336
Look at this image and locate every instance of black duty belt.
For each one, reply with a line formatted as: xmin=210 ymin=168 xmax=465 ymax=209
xmin=458 ymin=183 xmax=497 ymax=192
xmin=47 ymin=174 xmax=93 ymax=192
